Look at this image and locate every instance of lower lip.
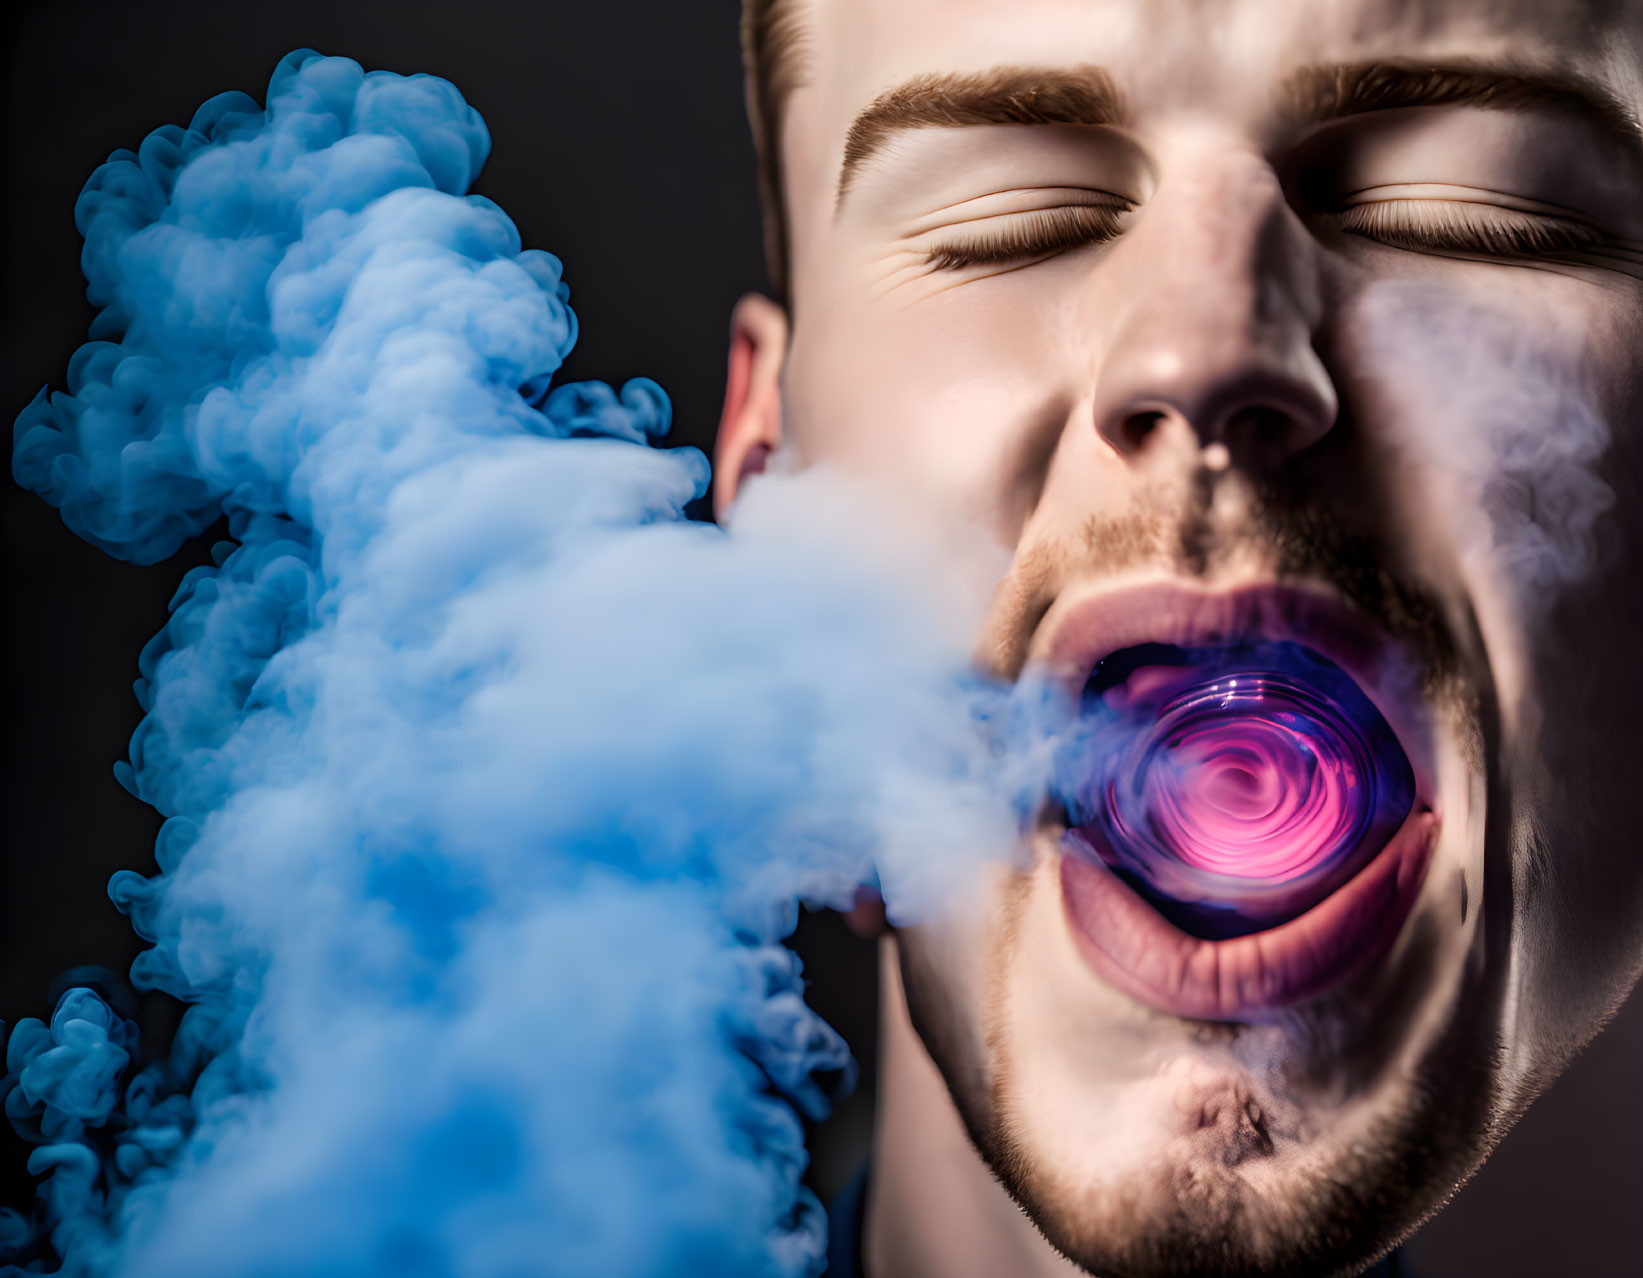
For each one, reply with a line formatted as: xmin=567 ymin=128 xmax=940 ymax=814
xmin=1058 ymin=809 xmax=1439 ymax=1021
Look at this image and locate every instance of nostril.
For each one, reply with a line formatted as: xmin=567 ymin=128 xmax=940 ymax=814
xmin=1224 ymin=404 xmax=1293 ymax=440
xmin=1101 ymin=390 xmax=1332 ymax=466
xmin=1221 ymin=404 xmax=1308 ymax=464
xmin=1120 ymin=409 xmax=1167 ymax=451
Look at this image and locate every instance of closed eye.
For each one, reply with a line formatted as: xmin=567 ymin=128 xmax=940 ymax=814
xmin=924 ymin=191 xmax=1615 ymax=271
xmin=923 ymin=198 xmax=1133 ymax=270
xmin=1325 ymin=197 xmax=1605 ymax=258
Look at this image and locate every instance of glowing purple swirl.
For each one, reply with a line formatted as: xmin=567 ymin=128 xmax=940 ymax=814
xmin=1068 ymin=641 xmax=1414 ymax=938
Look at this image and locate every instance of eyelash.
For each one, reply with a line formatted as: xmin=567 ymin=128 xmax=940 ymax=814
xmin=924 ymin=202 xmax=1131 ymax=270
xmin=922 ymin=198 xmax=1603 ymax=271
xmin=1330 ymin=199 xmax=1604 ymax=257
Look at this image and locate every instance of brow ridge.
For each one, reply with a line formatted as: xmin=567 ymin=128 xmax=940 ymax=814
xmin=1280 ymin=59 xmax=1642 ymax=143
xmin=834 ymin=58 xmax=1642 ymax=217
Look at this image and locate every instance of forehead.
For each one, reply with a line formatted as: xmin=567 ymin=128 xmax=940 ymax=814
xmin=790 ymin=0 xmax=1642 ymax=164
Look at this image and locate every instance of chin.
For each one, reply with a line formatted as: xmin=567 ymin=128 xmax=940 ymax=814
xmin=897 ymin=574 xmax=1512 ymax=1278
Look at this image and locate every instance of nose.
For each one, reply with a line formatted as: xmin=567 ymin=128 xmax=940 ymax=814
xmin=1093 ymin=152 xmax=1337 ymax=472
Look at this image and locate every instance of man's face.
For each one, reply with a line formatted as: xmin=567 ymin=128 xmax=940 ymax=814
xmin=737 ymin=0 xmax=1643 ymax=1272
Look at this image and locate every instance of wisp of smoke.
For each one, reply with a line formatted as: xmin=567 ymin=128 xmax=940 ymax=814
xmin=1352 ymin=282 xmax=1616 ymax=608
xmin=3 ymin=51 xmax=1042 ymax=1277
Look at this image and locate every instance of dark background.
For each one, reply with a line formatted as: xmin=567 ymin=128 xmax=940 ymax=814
xmin=1 ymin=3 xmax=1637 ymax=1274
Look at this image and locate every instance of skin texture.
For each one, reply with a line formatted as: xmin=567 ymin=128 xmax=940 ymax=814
xmin=715 ymin=1 xmax=1643 ymax=1274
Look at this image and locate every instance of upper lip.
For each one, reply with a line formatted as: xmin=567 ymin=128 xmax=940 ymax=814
xmin=1026 ymin=577 xmax=1442 ymax=1020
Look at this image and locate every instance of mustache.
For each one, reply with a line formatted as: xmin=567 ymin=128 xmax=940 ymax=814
xmin=980 ymin=477 xmax=1464 ymax=698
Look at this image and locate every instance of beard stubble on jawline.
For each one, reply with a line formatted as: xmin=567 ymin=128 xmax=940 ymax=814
xmin=888 ymin=857 xmax=1495 ymax=1278
xmin=902 ymin=811 xmax=1504 ymax=1278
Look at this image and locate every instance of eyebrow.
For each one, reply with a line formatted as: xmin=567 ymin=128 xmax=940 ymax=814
xmin=1279 ymin=60 xmax=1641 ymax=144
xmin=835 ymin=59 xmax=1640 ymax=213
xmin=836 ymin=66 xmax=1123 ymax=210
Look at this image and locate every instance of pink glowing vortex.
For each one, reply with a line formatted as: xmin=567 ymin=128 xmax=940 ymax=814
xmin=1076 ymin=645 xmax=1413 ymax=935
xmin=1146 ymin=695 xmax=1359 ymax=881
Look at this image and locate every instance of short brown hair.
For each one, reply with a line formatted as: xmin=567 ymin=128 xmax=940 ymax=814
xmin=741 ymin=0 xmax=810 ymax=303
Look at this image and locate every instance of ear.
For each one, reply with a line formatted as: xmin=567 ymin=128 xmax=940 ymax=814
xmin=712 ymin=293 xmax=789 ymax=521
xmin=842 ymin=886 xmax=890 ymax=939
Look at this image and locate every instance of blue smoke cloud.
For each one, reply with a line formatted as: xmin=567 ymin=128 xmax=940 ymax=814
xmin=4 ymin=50 xmax=1039 ymax=1277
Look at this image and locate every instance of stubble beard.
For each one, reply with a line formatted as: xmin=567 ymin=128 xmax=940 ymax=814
xmin=897 ymin=858 xmax=1502 ymax=1278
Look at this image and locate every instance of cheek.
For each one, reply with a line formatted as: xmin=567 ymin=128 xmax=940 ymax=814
xmin=1332 ymin=277 xmax=1639 ymax=671
xmin=784 ymin=288 xmax=1087 ymax=541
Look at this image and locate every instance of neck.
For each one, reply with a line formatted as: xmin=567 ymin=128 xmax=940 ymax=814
xmin=864 ymin=937 xmax=1087 ymax=1278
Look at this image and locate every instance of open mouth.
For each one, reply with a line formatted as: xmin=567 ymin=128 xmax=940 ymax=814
xmin=1032 ymin=581 xmax=1440 ymax=1021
